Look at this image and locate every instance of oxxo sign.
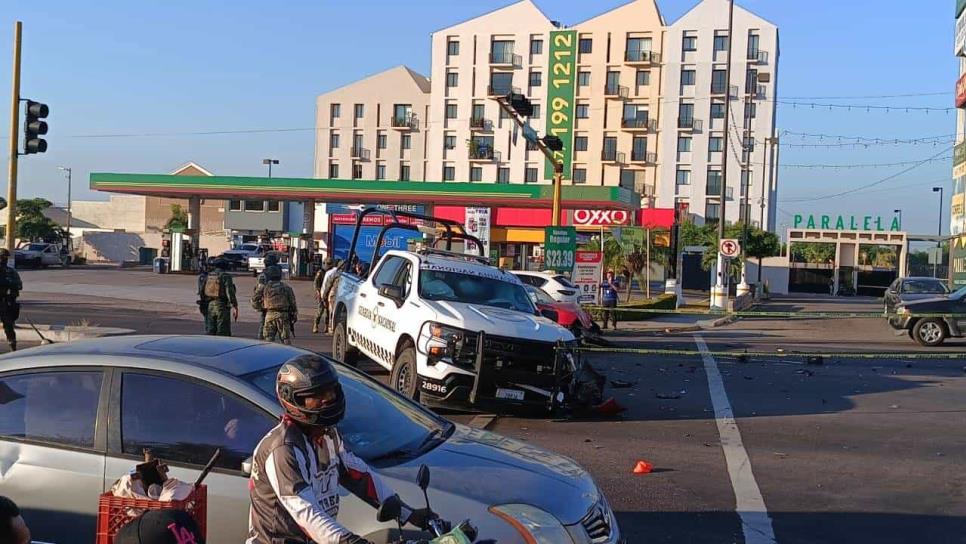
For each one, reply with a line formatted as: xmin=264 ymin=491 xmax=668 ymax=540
xmin=793 ymin=214 xmax=902 ymax=232
xmin=572 ymin=209 xmax=630 ymax=226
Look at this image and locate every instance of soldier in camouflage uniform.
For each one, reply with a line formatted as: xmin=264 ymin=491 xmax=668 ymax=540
xmin=253 ymin=253 xmax=280 ymax=340
xmin=203 ymin=258 xmax=238 ymax=336
xmin=0 ymin=249 xmax=22 ymax=351
xmin=322 ymin=266 xmax=342 ymax=334
xmin=252 ymin=264 xmax=298 ymax=344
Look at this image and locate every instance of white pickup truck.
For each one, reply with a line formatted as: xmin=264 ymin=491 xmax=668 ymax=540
xmin=331 ymin=209 xmax=602 ymax=412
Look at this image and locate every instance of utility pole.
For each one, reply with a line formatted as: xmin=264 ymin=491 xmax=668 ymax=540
xmin=6 ymin=22 xmax=22 ymax=254
xmin=712 ymin=0 xmax=736 ymax=310
xmin=934 ymin=186 xmax=944 ymax=278
xmin=757 ymin=136 xmax=776 ymax=284
xmin=58 ymin=166 xmax=72 ymax=238
xmin=263 ymin=158 xmax=279 ymax=178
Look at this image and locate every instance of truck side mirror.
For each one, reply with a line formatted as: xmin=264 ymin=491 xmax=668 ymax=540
xmin=378 ymin=284 xmax=405 ymax=306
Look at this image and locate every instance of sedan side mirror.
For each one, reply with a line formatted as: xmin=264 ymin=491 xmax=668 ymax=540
xmin=540 ymin=308 xmax=559 ymax=322
xmin=241 ymin=456 xmax=253 ymax=476
xmin=378 ymin=284 xmax=405 ymax=306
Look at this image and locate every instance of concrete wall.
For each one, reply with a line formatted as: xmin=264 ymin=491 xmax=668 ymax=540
xmin=80 ymin=232 xmax=230 ymax=263
xmin=70 ymin=195 xmax=147 ymax=232
xmin=659 ymin=0 xmax=779 ymax=229
xmin=745 ymin=255 xmax=789 ymax=295
xmin=225 ymin=201 xmax=287 ymax=232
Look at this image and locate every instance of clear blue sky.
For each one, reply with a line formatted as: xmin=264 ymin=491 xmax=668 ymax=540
xmin=0 ymin=0 xmax=958 ymax=236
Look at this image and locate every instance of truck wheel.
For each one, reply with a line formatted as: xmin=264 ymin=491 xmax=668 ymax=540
xmin=332 ymin=320 xmax=359 ymax=367
xmin=913 ymin=319 xmax=947 ymax=347
xmin=390 ymin=343 xmax=420 ymax=401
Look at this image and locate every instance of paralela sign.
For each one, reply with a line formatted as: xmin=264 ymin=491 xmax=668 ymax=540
xmin=793 ymin=214 xmax=902 ymax=232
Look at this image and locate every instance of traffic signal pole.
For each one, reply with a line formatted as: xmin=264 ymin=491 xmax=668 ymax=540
xmin=492 ymin=96 xmax=564 ymax=226
xmin=6 ymin=21 xmax=22 ymax=254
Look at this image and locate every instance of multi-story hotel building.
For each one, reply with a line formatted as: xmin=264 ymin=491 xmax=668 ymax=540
xmin=314 ymin=0 xmax=779 ymax=231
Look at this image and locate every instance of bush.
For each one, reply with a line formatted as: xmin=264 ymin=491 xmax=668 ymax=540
xmin=589 ymin=294 xmax=677 ymax=322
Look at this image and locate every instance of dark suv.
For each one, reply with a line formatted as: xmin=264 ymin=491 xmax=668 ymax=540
xmin=883 ymin=277 xmax=950 ymax=315
xmin=889 ymin=287 xmax=966 ymax=346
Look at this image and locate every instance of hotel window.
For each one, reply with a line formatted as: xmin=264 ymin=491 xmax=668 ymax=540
xmin=574 ymin=136 xmax=588 ymax=152
xmin=229 ymin=200 xmax=241 ymax=211
xmin=681 ymin=70 xmax=696 ymax=86
xmin=443 ymin=165 xmax=455 ymax=181
xmin=525 ymin=167 xmax=538 ymax=183
xmin=330 ymin=103 xmax=341 ymax=120
xmin=353 ymin=104 xmax=364 ymax=119
xmin=470 ymin=167 xmax=482 ymax=182
xmin=579 ymin=38 xmax=592 ymax=54
xmin=682 ymin=35 xmax=697 ymax=52
xmin=328 ymin=163 xmax=339 ymax=179
xmin=714 ymin=33 xmax=729 ymax=53
xmin=447 ymin=39 xmax=459 ymax=56
xmin=678 ymin=136 xmax=692 ymax=152
xmin=330 ymin=132 xmax=340 ymax=149
xmin=676 ymin=169 xmax=691 ymax=185
xmin=530 ymin=104 xmax=541 ymax=119
xmin=529 ymin=71 xmax=542 ymax=88
xmin=400 ymin=164 xmax=411 ymax=181
xmin=497 ymin=167 xmax=510 ymax=184
xmin=711 ymin=69 xmax=727 ymax=94
xmin=636 ymin=70 xmax=650 ymax=86
xmin=576 ymin=104 xmax=590 ymax=119
xmin=578 ymin=71 xmax=591 ymax=87
xmin=352 ymin=163 xmax=363 ymax=179
xmin=709 ymin=136 xmax=724 ymax=152
xmin=710 ymin=101 xmax=725 ymax=119
xmin=401 ymin=134 xmax=411 ymax=150
xmin=377 ymin=133 xmax=387 ymax=149
xmin=530 ymin=38 xmax=543 ymax=55
xmin=446 ymin=103 xmax=458 ymax=119
xmin=446 ymin=71 xmax=459 ymax=88
xmin=705 ymin=202 xmax=721 ymax=223
xmin=444 ymin=135 xmax=456 ymax=150
xmin=376 ymin=163 xmax=386 ymax=180
xmin=573 ymin=167 xmax=587 ymax=184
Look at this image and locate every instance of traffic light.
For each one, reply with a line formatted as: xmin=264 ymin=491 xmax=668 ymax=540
xmin=542 ymin=135 xmax=563 ymax=151
xmin=23 ymin=100 xmax=49 ymax=154
xmin=506 ymin=93 xmax=533 ymax=117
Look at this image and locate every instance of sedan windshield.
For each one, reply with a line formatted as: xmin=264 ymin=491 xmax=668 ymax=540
xmin=243 ymin=365 xmax=451 ymax=461
xmin=419 ymin=269 xmax=535 ymax=314
xmin=903 ymin=280 xmax=949 ymax=295
xmin=25 ymin=244 xmax=47 ymax=252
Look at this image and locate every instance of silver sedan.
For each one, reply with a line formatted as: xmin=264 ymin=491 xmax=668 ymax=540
xmin=0 ymin=335 xmax=621 ymax=543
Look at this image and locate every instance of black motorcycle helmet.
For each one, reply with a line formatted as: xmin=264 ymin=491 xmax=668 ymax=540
xmin=276 ymin=354 xmax=345 ymax=428
xmin=264 ymin=253 xmax=280 ymax=267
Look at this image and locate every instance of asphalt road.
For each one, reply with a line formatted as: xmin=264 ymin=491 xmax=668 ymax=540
xmin=11 ymin=268 xmax=966 ymax=543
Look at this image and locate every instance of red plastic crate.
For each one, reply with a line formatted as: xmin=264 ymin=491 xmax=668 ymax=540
xmin=95 ymin=485 xmax=207 ymax=544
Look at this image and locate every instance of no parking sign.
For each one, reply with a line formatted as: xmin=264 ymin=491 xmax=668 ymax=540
xmin=719 ymin=239 xmax=741 ymax=258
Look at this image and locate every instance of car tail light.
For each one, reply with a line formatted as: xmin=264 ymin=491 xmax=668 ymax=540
xmin=557 ymin=289 xmax=576 ymax=296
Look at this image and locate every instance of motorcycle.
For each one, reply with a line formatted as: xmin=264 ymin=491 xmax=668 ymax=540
xmin=375 ymin=464 xmax=482 ymax=544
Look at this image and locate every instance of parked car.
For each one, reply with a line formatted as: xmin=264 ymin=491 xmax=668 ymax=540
xmin=889 ymin=287 xmax=966 ymax=346
xmin=0 ymin=336 xmax=621 ymax=544
xmin=215 ymin=243 xmax=271 ymax=270
xmin=14 ymin=242 xmax=69 ymax=268
xmin=248 ymin=250 xmax=290 ymax=277
xmin=511 ymin=271 xmax=581 ymax=304
xmin=524 ymin=285 xmax=598 ymax=339
xmin=883 ymin=277 xmax=950 ymax=314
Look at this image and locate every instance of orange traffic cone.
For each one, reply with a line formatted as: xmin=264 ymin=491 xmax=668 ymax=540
xmin=632 ymin=460 xmax=653 ymax=474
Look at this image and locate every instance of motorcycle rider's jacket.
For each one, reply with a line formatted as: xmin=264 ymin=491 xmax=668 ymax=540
xmin=247 ymin=416 xmax=410 ymax=544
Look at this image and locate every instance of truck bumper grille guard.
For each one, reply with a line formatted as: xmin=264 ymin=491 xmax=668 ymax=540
xmin=467 ymin=331 xmax=576 ymax=410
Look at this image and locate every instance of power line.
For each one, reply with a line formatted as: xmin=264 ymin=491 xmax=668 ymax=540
xmin=781 ymin=91 xmax=950 ymax=100
xmin=781 ymin=130 xmax=956 ymax=143
xmin=779 ymin=145 xmax=954 ymax=203
xmin=778 ymin=100 xmax=955 ymax=113
xmin=778 ymin=156 xmax=951 ymax=169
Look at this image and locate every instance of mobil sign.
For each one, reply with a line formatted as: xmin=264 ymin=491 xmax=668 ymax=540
xmin=571 ymin=209 xmax=631 ymax=226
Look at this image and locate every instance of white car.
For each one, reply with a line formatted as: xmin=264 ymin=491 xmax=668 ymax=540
xmin=15 ymin=242 xmax=69 ymax=268
xmin=332 ymin=247 xmax=591 ymax=412
xmin=512 ymin=271 xmax=581 ymax=304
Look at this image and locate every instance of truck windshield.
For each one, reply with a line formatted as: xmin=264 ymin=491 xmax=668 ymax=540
xmin=419 ymin=269 xmax=535 ymax=314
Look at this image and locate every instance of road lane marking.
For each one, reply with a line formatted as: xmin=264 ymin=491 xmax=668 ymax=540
xmin=695 ymin=334 xmax=777 ymax=544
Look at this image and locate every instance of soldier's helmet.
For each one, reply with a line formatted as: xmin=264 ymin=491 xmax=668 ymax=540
xmin=0 ymin=248 xmax=9 ymax=259
xmin=323 ymin=257 xmax=335 ymax=268
xmin=264 ymin=253 xmax=280 ymax=267
xmin=265 ymin=264 xmax=283 ymax=281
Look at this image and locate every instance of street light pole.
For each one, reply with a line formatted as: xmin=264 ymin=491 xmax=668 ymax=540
xmin=712 ymin=0 xmax=736 ymax=310
xmin=58 ymin=167 xmax=71 ymax=238
xmin=262 ymin=158 xmax=279 ymax=178
xmin=894 ymin=209 xmax=902 ymax=231
xmin=933 ymin=187 xmax=944 ymax=278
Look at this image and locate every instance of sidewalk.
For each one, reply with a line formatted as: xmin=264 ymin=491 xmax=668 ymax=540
xmin=601 ymin=312 xmax=736 ymax=335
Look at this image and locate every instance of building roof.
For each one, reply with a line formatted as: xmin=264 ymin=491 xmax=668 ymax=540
xmin=432 ymin=0 xmax=552 ymax=35
xmin=317 ymin=65 xmax=431 ymax=99
xmin=574 ymin=0 xmax=665 ymax=27
xmin=669 ymin=0 xmax=778 ymax=30
xmin=170 ymin=162 xmax=214 ymax=177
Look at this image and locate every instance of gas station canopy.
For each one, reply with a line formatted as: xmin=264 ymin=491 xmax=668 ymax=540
xmin=90 ymin=173 xmax=640 ymax=210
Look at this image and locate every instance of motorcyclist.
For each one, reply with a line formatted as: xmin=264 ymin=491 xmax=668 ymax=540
xmin=247 ymin=355 xmax=432 ymax=544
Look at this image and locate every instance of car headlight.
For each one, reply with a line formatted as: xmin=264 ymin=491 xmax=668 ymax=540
xmin=421 ymin=322 xmax=471 ymax=364
xmin=489 ymin=504 xmax=575 ymax=544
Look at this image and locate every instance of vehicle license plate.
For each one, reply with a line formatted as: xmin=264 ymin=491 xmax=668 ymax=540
xmin=496 ymin=388 xmax=525 ymax=401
